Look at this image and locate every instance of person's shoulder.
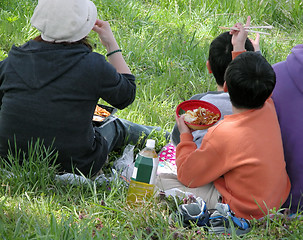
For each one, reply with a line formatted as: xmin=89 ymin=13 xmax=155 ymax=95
xmin=189 ymin=91 xmax=223 ymax=100
xmin=265 ymin=98 xmax=275 ymax=107
xmin=202 ymin=117 xmax=229 ymax=144
xmin=201 ymin=91 xmax=230 ymax=104
xmin=189 ymin=93 xmax=206 ymax=100
xmin=83 ymin=51 xmax=107 ymax=67
xmin=89 ymin=51 xmax=106 ymax=60
xmin=291 ymin=44 xmax=303 ymax=51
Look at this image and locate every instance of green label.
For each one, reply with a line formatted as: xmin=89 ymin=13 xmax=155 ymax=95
xmin=131 ymin=154 xmax=158 ymax=184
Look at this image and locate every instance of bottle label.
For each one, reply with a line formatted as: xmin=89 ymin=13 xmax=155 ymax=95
xmin=131 ymin=154 xmax=158 ymax=184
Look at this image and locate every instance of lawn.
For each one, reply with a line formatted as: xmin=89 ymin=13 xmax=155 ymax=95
xmin=0 ymin=0 xmax=302 ymax=239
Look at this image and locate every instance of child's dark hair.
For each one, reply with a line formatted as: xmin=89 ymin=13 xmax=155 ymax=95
xmin=224 ymin=52 xmax=276 ymax=109
xmin=208 ymin=32 xmax=254 ymax=87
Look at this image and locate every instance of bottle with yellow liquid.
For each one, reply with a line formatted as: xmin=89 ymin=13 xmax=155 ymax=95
xmin=126 ymin=139 xmax=159 ymax=205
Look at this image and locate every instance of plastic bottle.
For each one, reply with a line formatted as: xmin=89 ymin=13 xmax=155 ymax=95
xmin=126 ymin=139 xmax=159 ymax=205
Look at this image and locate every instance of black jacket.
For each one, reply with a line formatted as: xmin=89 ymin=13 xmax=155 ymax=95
xmin=0 ymin=40 xmax=136 ymax=176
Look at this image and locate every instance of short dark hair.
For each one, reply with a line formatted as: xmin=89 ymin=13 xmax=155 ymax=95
xmin=224 ymin=52 xmax=276 ymax=109
xmin=208 ymin=32 xmax=254 ymax=87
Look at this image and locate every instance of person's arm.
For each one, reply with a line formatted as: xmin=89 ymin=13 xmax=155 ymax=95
xmin=250 ymin=33 xmax=260 ymax=52
xmin=230 ymin=16 xmax=251 ymax=59
xmin=175 ymin=130 xmax=226 ymax=187
xmin=93 ymin=19 xmax=131 ymax=74
xmin=230 ymin=16 xmax=250 ymax=51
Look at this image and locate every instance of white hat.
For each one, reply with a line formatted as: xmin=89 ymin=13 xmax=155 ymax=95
xmin=31 ymin=0 xmax=97 ymax=43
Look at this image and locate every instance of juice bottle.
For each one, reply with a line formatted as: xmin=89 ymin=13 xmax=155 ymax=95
xmin=126 ymin=139 xmax=159 ymax=205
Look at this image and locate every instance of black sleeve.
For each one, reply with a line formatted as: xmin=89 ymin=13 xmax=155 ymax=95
xmin=90 ymin=53 xmax=136 ymax=110
xmin=0 ymin=60 xmax=5 ymax=109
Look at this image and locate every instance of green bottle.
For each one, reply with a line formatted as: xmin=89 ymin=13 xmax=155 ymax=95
xmin=126 ymin=139 xmax=159 ymax=205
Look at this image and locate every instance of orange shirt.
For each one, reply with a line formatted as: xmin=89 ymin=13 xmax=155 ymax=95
xmin=176 ymin=98 xmax=290 ymax=219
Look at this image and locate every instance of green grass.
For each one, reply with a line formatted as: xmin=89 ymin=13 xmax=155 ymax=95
xmin=0 ymin=0 xmax=303 ymax=239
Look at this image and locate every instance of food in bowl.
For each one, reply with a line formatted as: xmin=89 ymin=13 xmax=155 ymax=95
xmin=92 ymin=115 xmax=105 ymax=122
xmin=93 ymin=105 xmax=111 ymax=123
xmin=183 ymin=107 xmax=220 ymax=125
xmin=94 ymin=105 xmax=111 ymax=118
xmin=176 ymin=100 xmax=221 ymax=130
xmin=92 ymin=104 xmax=117 ymax=127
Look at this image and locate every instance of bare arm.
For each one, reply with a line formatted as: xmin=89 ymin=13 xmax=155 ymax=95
xmin=92 ymin=19 xmax=131 ymax=74
xmin=230 ymin=16 xmax=251 ymax=52
xmin=250 ymin=33 xmax=260 ymax=52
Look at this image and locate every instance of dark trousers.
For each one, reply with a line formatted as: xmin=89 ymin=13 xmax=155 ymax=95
xmin=95 ymin=117 xmax=169 ymax=152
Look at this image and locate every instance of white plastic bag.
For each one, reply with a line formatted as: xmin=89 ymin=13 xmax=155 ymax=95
xmin=113 ymin=144 xmax=135 ymax=181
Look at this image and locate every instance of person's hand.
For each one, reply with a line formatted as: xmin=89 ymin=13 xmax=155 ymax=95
xmin=92 ymin=19 xmax=119 ymax=52
xmin=250 ymin=33 xmax=260 ymax=52
xmin=93 ymin=19 xmax=131 ymax=74
xmin=230 ymin=16 xmax=251 ymax=52
xmin=175 ymin=115 xmax=193 ymax=135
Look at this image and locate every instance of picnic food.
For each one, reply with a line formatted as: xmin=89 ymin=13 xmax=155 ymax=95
xmin=176 ymin=100 xmax=221 ymax=130
xmin=94 ymin=105 xmax=111 ymax=118
xmin=93 ymin=105 xmax=111 ymax=123
xmin=183 ymin=107 xmax=220 ymax=125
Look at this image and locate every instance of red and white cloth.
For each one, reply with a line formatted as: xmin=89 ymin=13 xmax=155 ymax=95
xmin=157 ymin=143 xmax=177 ymax=174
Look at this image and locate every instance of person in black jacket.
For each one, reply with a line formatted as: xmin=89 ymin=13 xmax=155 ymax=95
xmin=0 ymin=0 xmax=164 ymax=177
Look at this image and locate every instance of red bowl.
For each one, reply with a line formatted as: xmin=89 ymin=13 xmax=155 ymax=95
xmin=176 ymin=100 xmax=221 ymax=130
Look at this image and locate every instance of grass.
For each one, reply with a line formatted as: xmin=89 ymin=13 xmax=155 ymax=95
xmin=0 ymin=0 xmax=303 ymax=239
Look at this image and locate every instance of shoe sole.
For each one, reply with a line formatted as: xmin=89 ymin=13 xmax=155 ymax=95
xmin=209 ymin=226 xmax=251 ymax=236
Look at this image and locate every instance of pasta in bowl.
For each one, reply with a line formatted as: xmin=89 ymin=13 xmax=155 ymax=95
xmin=176 ymin=100 xmax=221 ymax=130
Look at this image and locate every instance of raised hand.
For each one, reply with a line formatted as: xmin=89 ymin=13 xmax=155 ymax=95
xmin=250 ymin=33 xmax=260 ymax=52
xmin=230 ymin=16 xmax=251 ymax=52
xmin=93 ymin=19 xmax=119 ymax=52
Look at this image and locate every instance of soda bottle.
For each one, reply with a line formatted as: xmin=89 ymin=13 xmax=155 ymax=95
xmin=126 ymin=139 xmax=159 ymax=205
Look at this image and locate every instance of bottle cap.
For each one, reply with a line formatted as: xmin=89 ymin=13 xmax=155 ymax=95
xmin=146 ymin=139 xmax=155 ymax=149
